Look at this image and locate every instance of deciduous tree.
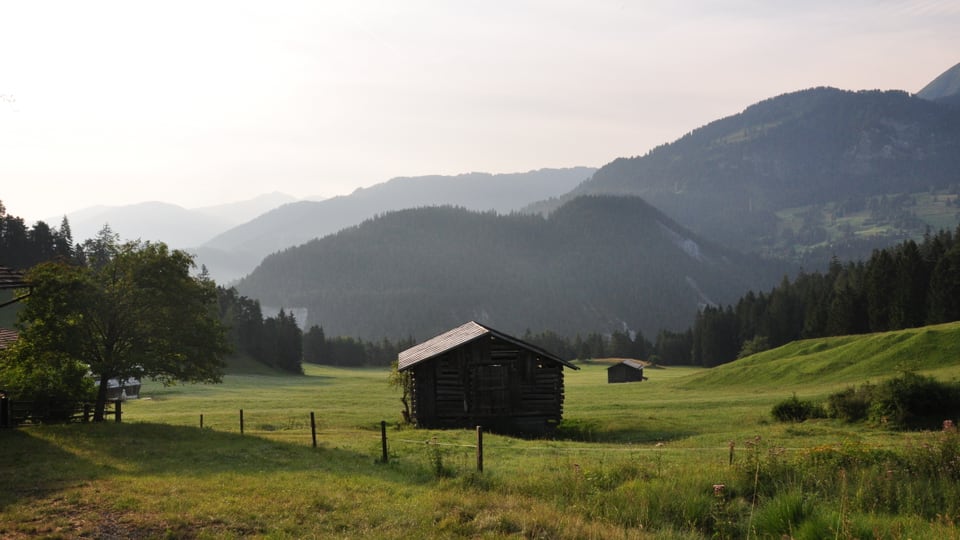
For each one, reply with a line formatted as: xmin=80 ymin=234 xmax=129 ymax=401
xmin=14 ymin=240 xmax=230 ymax=420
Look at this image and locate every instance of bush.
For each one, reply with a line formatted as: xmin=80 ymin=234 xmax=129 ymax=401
xmin=826 ymin=384 xmax=874 ymax=422
xmin=828 ymin=373 xmax=960 ymax=430
xmin=772 ymin=394 xmax=822 ymax=422
xmin=869 ymin=372 xmax=960 ymax=430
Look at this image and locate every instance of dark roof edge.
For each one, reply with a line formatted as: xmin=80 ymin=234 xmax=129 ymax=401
xmin=468 ymin=322 xmax=580 ymax=370
xmin=397 ymin=320 xmax=580 ymax=371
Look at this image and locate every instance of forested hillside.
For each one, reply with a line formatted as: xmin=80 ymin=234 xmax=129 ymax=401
xmin=690 ymin=226 xmax=960 ymax=366
xmin=198 ymin=167 xmax=595 ymax=283
xmin=236 ymin=195 xmax=788 ymax=341
xmin=532 ymin=88 xmax=960 ymax=266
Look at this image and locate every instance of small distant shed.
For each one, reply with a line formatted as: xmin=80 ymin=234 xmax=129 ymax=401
xmin=101 ymin=377 xmax=142 ymax=400
xmin=398 ymin=321 xmax=578 ymax=435
xmin=607 ymin=360 xmax=648 ymax=384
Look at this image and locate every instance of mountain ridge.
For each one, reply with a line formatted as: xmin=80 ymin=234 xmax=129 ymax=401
xmin=198 ymin=167 xmax=595 ymax=282
xmin=917 ymin=61 xmax=960 ymax=102
xmin=62 ymin=192 xmax=301 ymax=248
xmin=525 ymin=87 xmax=960 ymax=265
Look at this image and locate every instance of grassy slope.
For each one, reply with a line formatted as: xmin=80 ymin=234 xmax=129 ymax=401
xmin=682 ymin=321 xmax=960 ymax=391
xmin=3 ymin=324 xmax=960 ymax=538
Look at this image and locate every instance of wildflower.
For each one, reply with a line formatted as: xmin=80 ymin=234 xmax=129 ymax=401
xmin=943 ymin=419 xmax=956 ymax=432
xmin=713 ymin=484 xmax=725 ymax=496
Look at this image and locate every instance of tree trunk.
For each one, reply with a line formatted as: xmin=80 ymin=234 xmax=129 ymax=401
xmin=93 ymin=372 xmax=111 ymax=422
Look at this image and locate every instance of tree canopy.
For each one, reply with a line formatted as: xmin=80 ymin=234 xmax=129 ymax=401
xmin=6 ymin=234 xmax=230 ymax=420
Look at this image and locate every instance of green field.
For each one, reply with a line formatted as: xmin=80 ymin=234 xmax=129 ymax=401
xmin=3 ymin=323 xmax=960 ymax=538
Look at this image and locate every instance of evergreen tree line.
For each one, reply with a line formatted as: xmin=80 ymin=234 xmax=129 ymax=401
xmin=518 ymin=328 xmax=696 ymax=366
xmin=296 ymin=325 xmax=696 ymax=367
xmin=216 ymin=287 xmax=303 ymax=374
xmin=302 ymin=325 xmax=416 ymax=367
xmin=0 ymin=201 xmax=75 ymax=269
xmin=690 ymin=226 xmax=960 ymax=367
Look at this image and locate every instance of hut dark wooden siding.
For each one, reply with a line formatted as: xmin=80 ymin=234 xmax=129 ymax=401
xmin=400 ymin=321 xmax=575 ymax=435
xmin=607 ymin=361 xmax=646 ymax=383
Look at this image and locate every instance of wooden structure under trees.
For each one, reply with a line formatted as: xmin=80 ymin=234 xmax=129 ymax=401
xmin=0 ymin=328 xmax=18 ymax=350
xmin=397 ymin=321 xmax=578 ymax=435
xmin=0 ymin=266 xmax=29 ymax=308
xmin=607 ymin=359 xmax=648 ymax=383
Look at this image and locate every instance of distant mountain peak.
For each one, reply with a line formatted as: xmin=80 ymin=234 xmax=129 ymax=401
xmin=917 ymin=61 xmax=960 ymax=101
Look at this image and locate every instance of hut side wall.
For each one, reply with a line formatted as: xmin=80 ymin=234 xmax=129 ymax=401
xmin=408 ymin=336 xmax=565 ymax=435
xmin=607 ymin=363 xmax=644 ymax=383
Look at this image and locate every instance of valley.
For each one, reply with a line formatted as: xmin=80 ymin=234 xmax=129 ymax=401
xmin=3 ymin=322 xmax=960 ymax=538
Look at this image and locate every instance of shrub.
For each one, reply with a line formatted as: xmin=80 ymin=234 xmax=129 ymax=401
xmin=826 ymin=374 xmax=960 ymax=430
xmin=771 ymin=394 xmax=822 ymax=422
xmin=826 ymin=384 xmax=874 ymax=422
xmin=737 ymin=335 xmax=770 ymax=359
xmin=869 ymin=372 xmax=960 ymax=430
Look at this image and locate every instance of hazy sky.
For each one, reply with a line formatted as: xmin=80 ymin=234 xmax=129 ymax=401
xmin=2 ymin=1 xmax=959 ymax=223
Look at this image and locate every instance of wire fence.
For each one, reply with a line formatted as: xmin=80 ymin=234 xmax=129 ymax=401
xmin=154 ymin=407 xmax=862 ymax=475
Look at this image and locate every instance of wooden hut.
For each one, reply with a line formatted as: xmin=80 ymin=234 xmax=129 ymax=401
xmin=0 ymin=328 xmax=18 ymax=350
xmin=607 ymin=359 xmax=648 ymax=383
xmin=398 ymin=321 xmax=578 ymax=435
xmin=0 ymin=266 xmax=29 ymax=309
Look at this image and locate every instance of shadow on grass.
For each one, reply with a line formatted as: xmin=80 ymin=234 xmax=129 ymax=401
xmin=0 ymin=428 xmax=112 ymax=512
xmin=0 ymin=421 xmax=431 ymax=513
xmin=555 ymin=418 xmax=696 ymax=443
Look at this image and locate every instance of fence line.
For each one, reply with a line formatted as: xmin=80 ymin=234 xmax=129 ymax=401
xmin=0 ymin=397 xmax=122 ymax=427
xmin=187 ymin=408 xmax=869 ymax=456
xmin=54 ymin=405 xmax=906 ymax=475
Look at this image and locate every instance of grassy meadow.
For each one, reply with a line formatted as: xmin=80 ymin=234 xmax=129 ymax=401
xmin=3 ymin=322 xmax=960 ymax=538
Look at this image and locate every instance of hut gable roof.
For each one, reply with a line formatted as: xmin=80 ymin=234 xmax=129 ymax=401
xmin=610 ymin=359 xmax=646 ymax=371
xmin=398 ymin=321 xmax=578 ymax=371
xmin=0 ymin=267 xmax=27 ymax=290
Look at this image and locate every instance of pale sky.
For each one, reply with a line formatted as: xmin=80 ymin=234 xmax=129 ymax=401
xmin=2 ymin=0 xmax=959 ymax=224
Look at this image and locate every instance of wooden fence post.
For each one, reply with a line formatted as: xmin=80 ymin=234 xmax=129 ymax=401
xmin=114 ymin=399 xmax=122 ymax=423
xmin=0 ymin=397 xmax=9 ymax=428
xmin=200 ymin=414 xmax=204 ymax=429
xmin=310 ymin=412 xmax=317 ymax=448
xmin=380 ymin=420 xmax=388 ymax=463
xmin=83 ymin=403 xmax=91 ymax=423
xmin=240 ymin=409 xmax=244 ymax=434
xmin=476 ymin=425 xmax=484 ymax=473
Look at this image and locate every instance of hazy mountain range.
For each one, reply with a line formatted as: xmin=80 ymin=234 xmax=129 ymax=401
xmin=194 ymin=167 xmax=595 ymax=282
xmin=49 ymin=62 xmax=960 ymax=341
xmin=56 ymin=168 xmax=595 ymax=283
xmin=62 ymin=192 xmax=301 ymax=250
xmin=231 ymin=63 xmax=960 ymax=340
